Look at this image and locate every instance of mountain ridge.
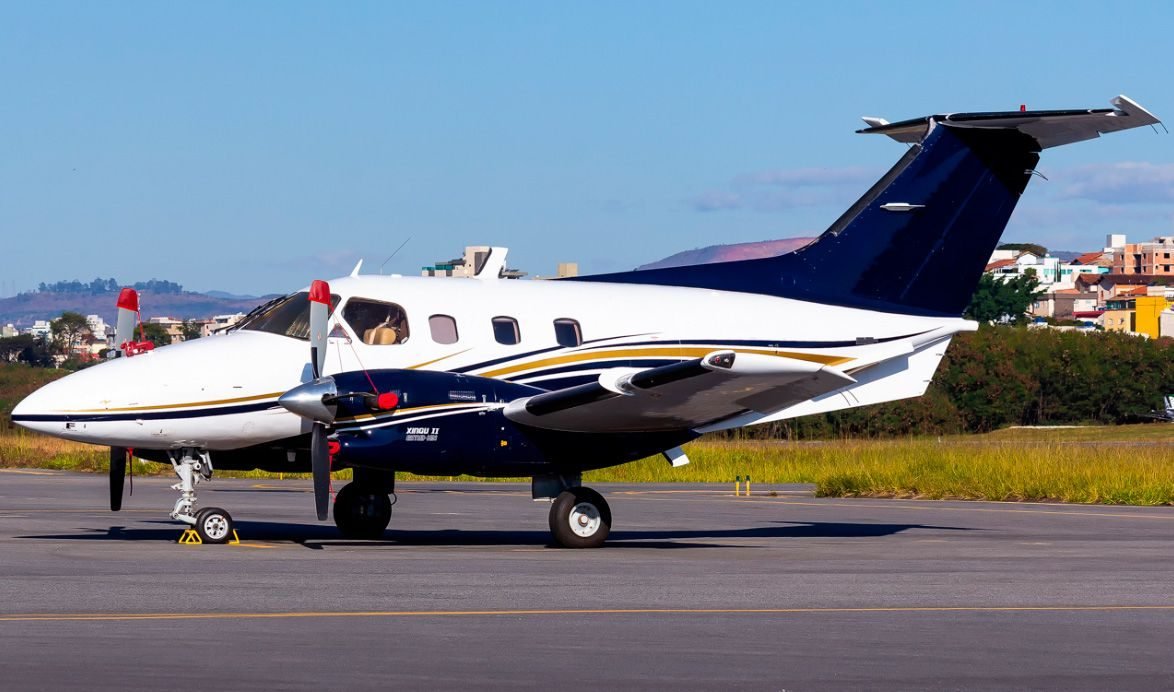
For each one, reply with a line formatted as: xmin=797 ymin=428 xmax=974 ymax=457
xmin=0 ymin=290 xmax=278 ymax=328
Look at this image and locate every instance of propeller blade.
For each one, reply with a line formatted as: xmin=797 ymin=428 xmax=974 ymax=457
xmin=308 ymin=280 xmax=331 ymax=380
xmin=114 ymin=288 xmax=139 ymax=356
xmin=109 ymin=446 xmax=127 ymax=511
xmin=311 ymin=424 xmax=331 ymax=521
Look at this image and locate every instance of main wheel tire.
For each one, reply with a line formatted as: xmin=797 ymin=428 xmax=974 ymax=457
xmin=549 ymin=487 xmax=611 ymax=549
xmin=333 ymin=483 xmax=392 ymax=539
xmin=194 ymin=507 xmax=234 ymax=544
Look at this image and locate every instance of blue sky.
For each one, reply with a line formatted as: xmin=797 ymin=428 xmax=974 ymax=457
xmin=1 ymin=1 xmax=1171 ymax=296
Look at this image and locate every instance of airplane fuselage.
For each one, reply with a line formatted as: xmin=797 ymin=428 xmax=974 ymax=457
xmin=12 ymin=272 xmax=967 ymax=474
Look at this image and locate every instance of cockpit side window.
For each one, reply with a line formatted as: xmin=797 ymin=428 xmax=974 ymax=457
xmin=236 ymin=291 xmax=340 ymax=341
xmin=343 ymin=298 xmax=411 ymax=346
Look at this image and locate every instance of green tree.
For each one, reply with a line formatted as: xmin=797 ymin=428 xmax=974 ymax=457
xmin=0 ymin=335 xmax=36 ymax=363
xmin=997 ymin=242 xmax=1049 ymax=258
xmin=965 ymin=273 xmax=1041 ymax=324
xmin=50 ymin=312 xmax=90 ymax=355
xmin=181 ymin=320 xmax=203 ymax=341
xmin=19 ymin=335 xmax=54 ymax=367
xmin=138 ymin=322 xmax=172 ymax=347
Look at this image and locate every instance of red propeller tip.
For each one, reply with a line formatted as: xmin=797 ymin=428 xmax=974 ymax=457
xmin=309 ymin=280 xmax=331 ymax=305
xmin=116 ymin=288 xmax=139 ymax=312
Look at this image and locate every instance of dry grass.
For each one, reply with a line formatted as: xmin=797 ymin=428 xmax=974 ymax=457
xmin=2 ymin=425 xmax=1172 ymax=505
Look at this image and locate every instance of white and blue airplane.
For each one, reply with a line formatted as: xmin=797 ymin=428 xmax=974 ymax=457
xmin=12 ymin=96 xmax=1160 ymax=547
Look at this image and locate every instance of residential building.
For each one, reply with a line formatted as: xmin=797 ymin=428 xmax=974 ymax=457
xmin=147 ymin=317 xmax=184 ymax=345
xmin=1055 ymin=262 xmax=1108 ymax=289
xmin=1111 ymin=235 xmax=1174 ymax=275
xmin=1075 ymin=274 xmax=1166 ymax=306
xmin=421 ymin=246 xmax=527 ymax=279
xmin=984 ymin=251 xmax=1060 ymax=286
xmin=1031 ymin=290 xmax=1098 ymax=319
xmin=200 ymin=313 xmax=246 ymax=337
xmin=1136 ymin=296 xmax=1173 ymax=339
xmin=1160 ymin=307 xmax=1174 ymax=339
xmin=1071 ymin=250 xmax=1113 ymax=268
xmin=85 ymin=315 xmax=109 ymax=342
xmin=1 ymin=324 xmax=17 ymax=338
xmin=24 ymin=320 xmax=52 ymax=340
xmin=1102 ymin=297 xmax=1135 ymax=333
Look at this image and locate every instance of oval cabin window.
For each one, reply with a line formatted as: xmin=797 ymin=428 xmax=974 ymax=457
xmin=492 ymin=316 xmax=521 ymax=345
xmin=553 ymin=318 xmax=582 ymax=347
xmin=429 ymin=314 xmax=459 ymax=345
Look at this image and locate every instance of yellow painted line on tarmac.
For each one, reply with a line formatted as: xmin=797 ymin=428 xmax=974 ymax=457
xmin=612 ymin=489 xmax=810 ymax=496
xmin=0 ymin=469 xmax=62 ymax=476
xmin=4 ymin=604 xmax=1174 ymax=623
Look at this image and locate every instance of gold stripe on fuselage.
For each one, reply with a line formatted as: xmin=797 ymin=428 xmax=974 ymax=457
xmin=475 ymin=347 xmax=853 ymax=379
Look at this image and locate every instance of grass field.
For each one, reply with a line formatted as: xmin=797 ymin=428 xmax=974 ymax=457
xmin=2 ymin=424 xmax=1171 ymax=505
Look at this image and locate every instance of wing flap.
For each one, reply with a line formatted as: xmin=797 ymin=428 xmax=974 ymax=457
xmin=504 ymin=350 xmax=855 ymax=433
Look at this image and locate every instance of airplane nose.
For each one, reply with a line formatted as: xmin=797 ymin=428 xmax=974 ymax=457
xmin=9 ymin=381 xmax=61 ymax=434
xmin=278 ymin=377 xmax=338 ymax=424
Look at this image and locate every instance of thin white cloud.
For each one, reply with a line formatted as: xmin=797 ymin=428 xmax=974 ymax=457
xmin=1052 ymin=162 xmax=1174 ymax=204
xmin=690 ymin=165 xmax=880 ymax=213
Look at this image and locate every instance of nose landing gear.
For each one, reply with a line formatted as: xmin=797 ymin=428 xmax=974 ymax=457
xmin=168 ymin=448 xmax=236 ymax=544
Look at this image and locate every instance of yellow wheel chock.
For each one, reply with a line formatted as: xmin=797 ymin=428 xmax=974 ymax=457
xmin=177 ymin=528 xmax=242 ymax=545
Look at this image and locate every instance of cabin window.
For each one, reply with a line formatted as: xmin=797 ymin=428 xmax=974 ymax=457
xmin=492 ymin=316 xmax=521 ymax=345
xmin=237 ymin=291 xmax=340 ymax=341
xmin=553 ymin=318 xmax=582 ymax=347
xmin=343 ymin=298 xmax=411 ymax=345
xmin=429 ymin=314 xmax=459 ymax=345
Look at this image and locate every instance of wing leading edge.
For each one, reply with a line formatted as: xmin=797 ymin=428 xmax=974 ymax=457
xmin=503 ymin=350 xmax=856 ymax=433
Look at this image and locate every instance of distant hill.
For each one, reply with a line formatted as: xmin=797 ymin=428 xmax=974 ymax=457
xmin=0 ymin=290 xmax=278 ymax=328
xmin=638 ymin=237 xmax=816 ymax=270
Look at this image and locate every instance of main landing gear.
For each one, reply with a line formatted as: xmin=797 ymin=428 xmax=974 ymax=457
xmin=168 ymin=449 xmax=235 ymax=544
xmin=540 ymin=479 xmax=612 ymax=549
xmin=333 ymin=468 xmax=395 ymax=539
xmin=549 ymin=487 xmax=612 ymax=549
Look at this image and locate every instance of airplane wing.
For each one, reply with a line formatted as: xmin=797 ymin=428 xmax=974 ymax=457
xmin=503 ymin=350 xmax=855 ymax=433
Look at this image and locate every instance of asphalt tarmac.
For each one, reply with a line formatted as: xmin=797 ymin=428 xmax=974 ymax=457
xmin=3 ymin=469 xmax=1174 ymax=690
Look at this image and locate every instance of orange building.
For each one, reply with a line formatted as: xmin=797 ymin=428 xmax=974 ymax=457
xmin=1112 ymin=236 xmax=1174 ymax=275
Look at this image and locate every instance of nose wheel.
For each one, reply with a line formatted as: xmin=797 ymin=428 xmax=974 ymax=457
xmin=549 ymin=486 xmax=611 ymax=548
xmin=194 ymin=507 xmax=235 ymax=544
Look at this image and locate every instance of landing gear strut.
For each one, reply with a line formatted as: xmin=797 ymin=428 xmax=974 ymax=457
xmin=549 ymin=487 xmax=611 ymax=549
xmin=168 ymin=448 xmax=235 ymax=544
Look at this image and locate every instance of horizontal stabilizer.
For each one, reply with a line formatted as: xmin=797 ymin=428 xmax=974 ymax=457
xmin=858 ymin=95 xmax=1161 ymax=149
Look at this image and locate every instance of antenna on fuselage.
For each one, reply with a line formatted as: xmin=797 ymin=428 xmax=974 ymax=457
xmin=379 ymin=237 xmax=412 ymax=274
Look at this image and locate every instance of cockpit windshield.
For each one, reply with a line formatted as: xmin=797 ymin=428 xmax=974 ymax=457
xmin=235 ymin=292 xmax=341 ymax=340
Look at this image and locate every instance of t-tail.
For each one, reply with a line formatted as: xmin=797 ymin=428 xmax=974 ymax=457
xmin=574 ymin=96 xmax=1160 ymax=317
